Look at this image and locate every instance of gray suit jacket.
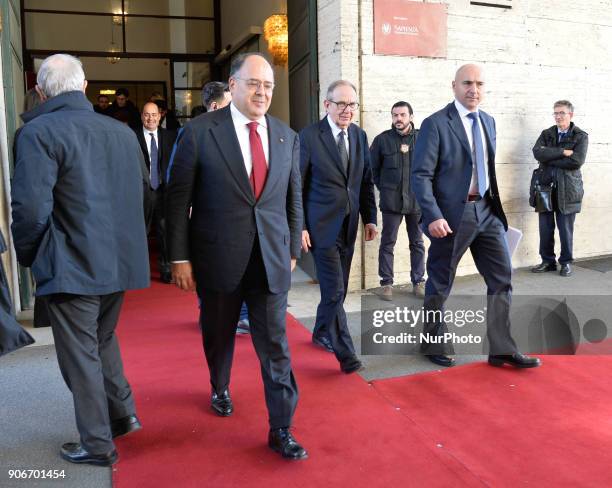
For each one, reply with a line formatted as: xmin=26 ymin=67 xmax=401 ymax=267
xmin=165 ymin=105 xmax=303 ymax=294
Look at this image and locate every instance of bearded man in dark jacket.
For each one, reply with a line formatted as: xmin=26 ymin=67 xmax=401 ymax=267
xmin=531 ymin=100 xmax=588 ymax=277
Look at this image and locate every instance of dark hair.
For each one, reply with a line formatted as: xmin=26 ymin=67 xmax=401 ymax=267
xmin=554 ymin=100 xmax=574 ymax=113
xmin=203 ymin=81 xmax=229 ymax=109
xmin=153 ymin=99 xmax=168 ymax=111
xmin=229 ymin=52 xmax=268 ymax=77
xmin=115 ymin=87 xmax=129 ymax=97
xmin=391 ymin=101 xmax=413 ymax=115
xmin=98 ymin=94 xmax=109 ymax=101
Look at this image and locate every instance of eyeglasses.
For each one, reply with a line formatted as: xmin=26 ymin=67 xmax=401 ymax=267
xmin=553 ymin=112 xmax=570 ymax=117
xmin=234 ymin=77 xmax=275 ymax=92
xmin=328 ymin=100 xmax=360 ymax=111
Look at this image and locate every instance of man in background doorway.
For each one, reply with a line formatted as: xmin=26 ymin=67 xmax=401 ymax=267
xmin=94 ymin=94 xmax=112 ymax=116
xmin=108 ymin=87 xmax=141 ymax=130
xmin=135 ymin=102 xmax=177 ymax=284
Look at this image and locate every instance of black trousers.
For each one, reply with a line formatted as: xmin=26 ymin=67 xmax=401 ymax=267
xmin=47 ymin=292 xmax=135 ymax=454
xmin=198 ymin=238 xmax=298 ymax=430
xmin=311 ymin=217 xmax=357 ymax=361
xmin=422 ymin=198 xmax=519 ymax=356
xmin=379 ymin=212 xmax=425 ymax=286
xmin=145 ymin=188 xmax=170 ymax=275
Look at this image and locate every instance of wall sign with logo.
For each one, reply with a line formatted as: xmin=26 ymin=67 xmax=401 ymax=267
xmin=374 ymin=0 xmax=447 ymax=58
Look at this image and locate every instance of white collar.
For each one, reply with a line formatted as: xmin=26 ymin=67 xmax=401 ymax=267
xmin=326 ymin=115 xmax=349 ymax=138
xmin=454 ymin=99 xmax=479 ymax=118
xmin=143 ymin=127 xmax=158 ymax=137
xmin=230 ymin=102 xmax=267 ymax=128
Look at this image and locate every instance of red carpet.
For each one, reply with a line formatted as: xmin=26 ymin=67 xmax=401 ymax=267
xmin=372 ymin=356 xmax=612 ymax=487
xmin=112 ymin=280 xmax=479 ymax=487
xmin=112 ymin=278 xmax=612 ymax=487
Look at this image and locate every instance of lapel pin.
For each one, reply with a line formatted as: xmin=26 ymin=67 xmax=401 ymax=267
xmin=280 ymin=137 xmax=284 ymax=142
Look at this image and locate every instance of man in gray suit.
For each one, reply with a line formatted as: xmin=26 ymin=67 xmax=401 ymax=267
xmin=11 ymin=54 xmax=150 ymax=466
xmin=165 ymin=53 xmax=307 ymax=460
xmin=411 ymin=64 xmax=541 ymax=370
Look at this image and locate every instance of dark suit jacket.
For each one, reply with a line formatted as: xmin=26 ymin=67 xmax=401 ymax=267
xmin=165 ymin=105 xmax=303 ymax=294
xmin=299 ymin=118 xmax=377 ymax=249
xmin=11 ymin=91 xmax=150 ymax=296
xmin=135 ymin=127 xmax=177 ymax=188
xmin=411 ymin=102 xmax=507 ymax=237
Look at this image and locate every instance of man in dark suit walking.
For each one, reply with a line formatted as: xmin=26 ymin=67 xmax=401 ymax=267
xmin=165 ymin=53 xmax=307 ymax=459
xmin=135 ymin=101 xmax=177 ymax=283
xmin=300 ymin=80 xmax=377 ymax=374
xmin=11 ymin=54 xmax=149 ymax=466
xmin=411 ymin=64 xmax=541 ymax=369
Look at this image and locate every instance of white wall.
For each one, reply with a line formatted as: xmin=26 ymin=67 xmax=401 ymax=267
xmin=319 ymin=0 xmax=612 ymax=290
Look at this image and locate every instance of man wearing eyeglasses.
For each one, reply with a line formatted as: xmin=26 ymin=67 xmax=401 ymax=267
xmin=531 ymin=100 xmax=588 ymax=277
xmin=165 ymin=52 xmax=307 ymax=460
xmin=299 ymin=80 xmax=377 ymax=374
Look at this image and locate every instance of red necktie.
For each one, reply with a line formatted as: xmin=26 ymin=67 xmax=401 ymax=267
xmin=247 ymin=121 xmax=268 ymax=200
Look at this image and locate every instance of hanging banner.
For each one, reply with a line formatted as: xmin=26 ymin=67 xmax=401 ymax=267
xmin=374 ymin=0 xmax=447 ymax=58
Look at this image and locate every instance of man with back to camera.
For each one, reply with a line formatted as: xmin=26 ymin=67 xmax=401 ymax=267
xmin=370 ymin=101 xmax=426 ymax=301
xmin=299 ymin=80 xmax=378 ymax=373
xmin=165 ymin=53 xmax=307 ymax=460
xmin=135 ymin=101 xmax=177 ymax=284
xmin=11 ymin=54 xmax=149 ymax=466
xmin=531 ymin=100 xmax=588 ymax=278
xmin=411 ymin=64 xmax=541 ymax=370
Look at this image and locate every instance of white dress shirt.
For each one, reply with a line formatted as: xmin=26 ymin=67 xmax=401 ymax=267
xmin=230 ymin=102 xmax=269 ymax=176
xmin=142 ymin=128 xmax=159 ymax=185
xmin=454 ymin=99 xmax=490 ymax=196
xmin=327 ymin=115 xmax=350 ymax=154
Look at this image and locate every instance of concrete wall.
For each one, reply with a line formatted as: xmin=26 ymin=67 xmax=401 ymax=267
xmin=220 ymin=0 xmax=290 ymax=123
xmin=318 ymin=0 xmax=612 ymax=290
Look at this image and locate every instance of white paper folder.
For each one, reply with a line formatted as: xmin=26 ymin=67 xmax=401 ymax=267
xmin=505 ymin=226 xmax=523 ymax=261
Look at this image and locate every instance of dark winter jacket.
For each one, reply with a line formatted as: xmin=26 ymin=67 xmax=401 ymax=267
xmin=532 ymin=122 xmax=588 ymax=214
xmin=371 ymin=125 xmax=420 ymax=214
xmin=11 ymin=91 xmax=150 ymax=296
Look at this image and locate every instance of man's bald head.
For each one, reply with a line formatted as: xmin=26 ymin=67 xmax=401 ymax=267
xmin=142 ymin=102 xmax=161 ymax=131
xmin=452 ymin=64 xmax=485 ymax=111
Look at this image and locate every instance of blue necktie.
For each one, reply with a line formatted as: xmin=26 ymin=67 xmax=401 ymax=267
xmin=558 ymin=132 xmax=566 ymax=143
xmin=149 ymin=132 xmax=159 ymax=190
xmin=467 ymin=112 xmax=486 ymax=198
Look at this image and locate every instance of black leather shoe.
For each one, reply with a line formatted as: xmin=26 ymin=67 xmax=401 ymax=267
xmin=211 ymin=390 xmax=233 ymax=416
xmin=560 ymin=263 xmax=572 ymax=277
xmin=340 ymin=355 xmax=364 ymax=374
xmin=111 ymin=414 xmax=142 ymax=439
xmin=426 ymin=354 xmax=455 ymax=367
xmin=60 ymin=443 xmax=117 ymax=466
xmin=531 ymin=262 xmax=557 ymax=273
xmin=312 ymin=335 xmax=334 ymax=353
xmin=488 ymin=353 xmax=541 ymax=368
xmin=268 ymin=428 xmax=308 ymax=460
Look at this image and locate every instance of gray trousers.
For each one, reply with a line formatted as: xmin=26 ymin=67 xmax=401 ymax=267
xmin=379 ymin=212 xmax=425 ymax=286
xmin=422 ymin=198 xmax=519 ymax=356
xmin=47 ymin=292 xmax=135 ymax=454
